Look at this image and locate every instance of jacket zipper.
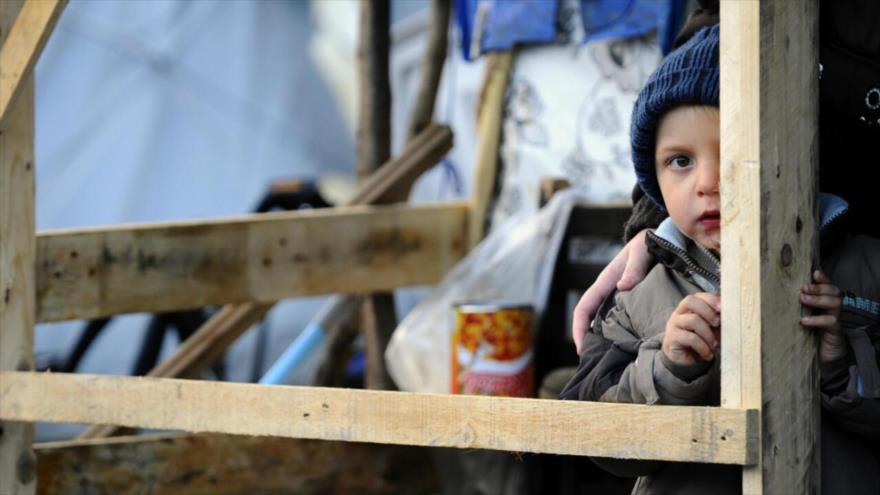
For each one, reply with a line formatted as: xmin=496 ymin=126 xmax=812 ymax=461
xmin=649 ymin=233 xmax=720 ymax=288
xmin=822 ymin=207 xmax=847 ymax=231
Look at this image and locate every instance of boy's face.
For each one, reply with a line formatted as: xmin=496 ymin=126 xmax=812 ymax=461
xmin=654 ymin=106 xmax=721 ymax=252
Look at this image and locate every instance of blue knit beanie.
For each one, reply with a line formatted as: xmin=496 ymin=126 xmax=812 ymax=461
xmin=631 ymin=24 xmax=720 ymax=210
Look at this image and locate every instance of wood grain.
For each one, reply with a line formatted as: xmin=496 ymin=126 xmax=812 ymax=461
xmin=720 ymin=1 xmax=820 ymax=493
xmin=35 ymin=433 xmax=439 ymax=495
xmin=0 ymin=1 xmax=37 ymax=492
xmin=35 ymin=201 xmax=468 ymax=322
xmin=1 ymin=371 xmax=757 ymax=465
xmin=468 ymin=51 xmax=512 ymax=247
xmin=0 ymin=0 xmax=67 ymax=123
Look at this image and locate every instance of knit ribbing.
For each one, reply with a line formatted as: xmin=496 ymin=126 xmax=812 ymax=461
xmin=631 ymin=24 xmax=720 ymax=210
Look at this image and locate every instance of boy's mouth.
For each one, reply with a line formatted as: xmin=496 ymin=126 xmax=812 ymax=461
xmin=698 ymin=210 xmax=721 ymax=229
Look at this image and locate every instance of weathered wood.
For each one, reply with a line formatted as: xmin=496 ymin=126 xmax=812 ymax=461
xmin=36 ymin=433 xmax=439 ymax=495
xmin=360 ymin=294 xmax=396 ymax=389
xmin=356 ymin=0 xmax=396 ymax=391
xmin=78 ymin=126 xmax=456 ymax=437
xmin=0 ymin=0 xmax=66 ymax=123
xmin=348 ymin=123 xmax=453 ymax=205
xmin=1 ymin=371 xmax=758 ymax=465
xmin=77 ymin=302 xmax=271 ymax=439
xmin=469 ymin=51 xmax=513 ymax=247
xmin=356 ymin=0 xmax=391 ymax=182
xmin=720 ymin=1 xmax=820 ymax=493
xmin=35 ymin=201 xmax=468 ymax=322
xmin=406 ymin=0 xmax=451 ymax=140
xmin=0 ymin=2 xmax=36 ymax=492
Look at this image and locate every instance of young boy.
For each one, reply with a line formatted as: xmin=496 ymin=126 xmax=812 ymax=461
xmin=562 ymin=25 xmax=880 ymax=494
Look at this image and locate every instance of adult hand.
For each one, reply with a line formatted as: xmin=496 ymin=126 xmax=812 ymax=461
xmin=662 ymin=293 xmax=721 ymax=366
xmin=572 ymin=230 xmax=652 ymax=355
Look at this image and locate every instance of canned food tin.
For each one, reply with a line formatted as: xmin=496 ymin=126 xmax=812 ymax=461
xmin=451 ymin=302 xmax=534 ymax=397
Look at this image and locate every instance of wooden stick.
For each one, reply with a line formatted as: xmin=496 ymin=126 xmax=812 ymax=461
xmin=405 ymin=0 xmax=451 ymax=140
xmin=720 ymin=1 xmax=820 ymax=493
xmin=2 ymin=371 xmax=758 ymax=466
xmin=468 ymin=51 xmax=513 ymax=248
xmin=347 ymin=124 xmax=453 ymax=204
xmin=0 ymin=0 xmax=67 ymax=124
xmin=356 ymin=0 xmax=392 ymax=182
xmin=356 ymin=0 xmax=396 ymax=390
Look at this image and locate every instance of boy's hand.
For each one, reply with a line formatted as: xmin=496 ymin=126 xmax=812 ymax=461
xmin=662 ymin=293 xmax=721 ymax=366
xmin=800 ymin=270 xmax=845 ymax=362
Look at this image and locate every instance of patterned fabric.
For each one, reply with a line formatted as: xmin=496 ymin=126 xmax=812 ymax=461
xmin=489 ymin=35 xmax=662 ymax=228
xmin=630 ymin=24 xmax=719 ymax=210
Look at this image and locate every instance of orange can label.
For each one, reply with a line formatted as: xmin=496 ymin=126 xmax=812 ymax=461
xmin=451 ymin=304 xmax=534 ymax=397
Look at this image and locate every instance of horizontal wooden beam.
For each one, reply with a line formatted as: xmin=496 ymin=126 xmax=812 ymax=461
xmin=0 ymin=0 xmax=67 ymax=124
xmin=35 ymin=201 xmax=468 ymax=322
xmin=35 ymin=433 xmax=439 ymax=495
xmin=1 ymin=372 xmax=758 ymax=465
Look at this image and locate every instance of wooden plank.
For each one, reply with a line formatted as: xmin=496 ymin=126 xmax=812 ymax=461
xmin=35 ymin=201 xmax=469 ymax=322
xmin=720 ymin=1 xmax=820 ymax=493
xmin=0 ymin=0 xmax=67 ymax=123
xmin=1 ymin=371 xmax=758 ymax=465
xmin=35 ymin=433 xmax=439 ymax=495
xmin=468 ymin=51 xmax=512 ymax=247
xmin=76 ymin=302 xmax=271 ymax=439
xmin=79 ymin=124 xmax=455 ymax=438
xmin=0 ymin=1 xmax=37 ymax=492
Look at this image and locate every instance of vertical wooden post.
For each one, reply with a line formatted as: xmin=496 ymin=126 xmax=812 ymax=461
xmin=356 ymin=0 xmax=396 ymax=390
xmin=0 ymin=0 xmax=37 ymax=492
xmin=468 ymin=51 xmax=512 ymax=248
xmin=720 ymin=1 xmax=820 ymax=493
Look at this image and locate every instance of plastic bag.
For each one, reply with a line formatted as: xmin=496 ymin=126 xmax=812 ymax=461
xmin=386 ymin=189 xmax=599 ymax=393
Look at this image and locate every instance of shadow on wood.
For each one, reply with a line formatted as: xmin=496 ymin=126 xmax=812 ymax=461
xmin=36 ymin=433 xmax=440 ymax=495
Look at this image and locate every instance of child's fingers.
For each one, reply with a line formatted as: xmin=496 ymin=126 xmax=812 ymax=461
xmin=801 ymin=282 xmax=840 ymax=297
xmin=800 ymin=293 xmax=841 ymax=311
xmin=800 ymin=314 xmax=838 ymax=328
xmin=669 ymin=328 xmax=714 ymax=361
xmin=676 ymin=313 xmax=718 ymax=350
xmin=676 ymin=295 xmax=720 ymax=326
xmin=691 ymin=292 xmax=721 ymax=313
xmin=813 ymin=270 xmax=831 ymax=284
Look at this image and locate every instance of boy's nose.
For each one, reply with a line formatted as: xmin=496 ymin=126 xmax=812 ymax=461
xmin=696 ymin=161 xmax=720 ymax=195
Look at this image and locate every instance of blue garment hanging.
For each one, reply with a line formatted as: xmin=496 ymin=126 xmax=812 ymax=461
xmin=453 ymin=0 xmax=686 ymax=61
xmin=580 ymin=0 xmax=685 ymax=53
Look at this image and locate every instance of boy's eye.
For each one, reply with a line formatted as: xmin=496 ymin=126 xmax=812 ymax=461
xmin=666 ymin=155 xmax=693 ymax=169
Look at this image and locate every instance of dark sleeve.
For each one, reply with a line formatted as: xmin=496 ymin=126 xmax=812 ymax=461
xmin=820 ymin=235 xmax=880 ymax=438
xmin=820 ymin=327 xmax=880 ymax=439
xmin=623 ymin=184 xmax=667 ymax=243
xmin=559 ymin=294 xmax=665 ymax=477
